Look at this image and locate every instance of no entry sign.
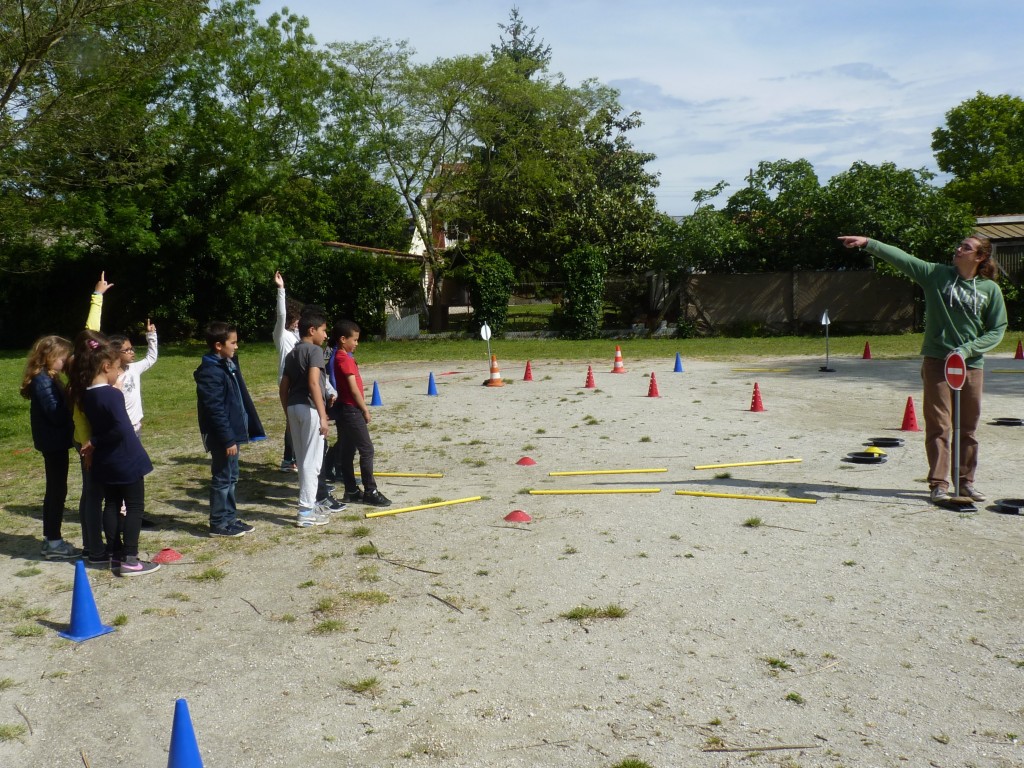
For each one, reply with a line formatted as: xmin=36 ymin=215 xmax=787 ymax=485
xmin=944 ymin=351 xmax=967 ymax=390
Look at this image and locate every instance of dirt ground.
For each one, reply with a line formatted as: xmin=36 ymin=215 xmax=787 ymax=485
xmin=2 ymin=354 xmax=1023 ymax=768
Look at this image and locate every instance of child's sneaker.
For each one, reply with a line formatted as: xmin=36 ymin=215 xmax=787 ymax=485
xmin=280 ymin=460 xmax=298 ymax=473
xmin=210 ymin=523 xmax=246 ymax=538
xmin=362 ymin=490 xmax=392 ymax=507
xmin=116 ymin=556 xmax=160 ymax=577
xmin=41 ymin=539 xmax=80 ymax=561
xmin=229 ymin=520 xmax=255 ymax=535
xmin=342 ymin=488 xmax=363 ymax=504
xmin=85 ymin=552 xmax=112 ymax=569
xmin=316 ymin=494 xmax=347 ymax=513
xmin=296 ymin=511 xmax=330 ymax=528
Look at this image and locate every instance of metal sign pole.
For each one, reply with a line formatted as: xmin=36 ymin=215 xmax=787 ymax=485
xmin=819 ymin=309 xmax=835 ymax=372
xmin=951 ymin=387 xmax=961 ymax=497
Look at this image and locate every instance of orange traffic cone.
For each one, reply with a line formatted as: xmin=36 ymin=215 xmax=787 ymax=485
xmin=749 ymin=382 xmax=765 ymax=412
xmin=584 ymin=365 xmax=596 ymax=389
xmin=647 ymin=372 xmax=661 ymax=398
xmin=610 ymin=345 xmax=627 ymax=373
xmin=523 ymin=360 xmax=534 ymax=381
xmin=485 ymin=354 xmax=505 ymax=387
xmin=900 ymin=396 xmax=920 ymax=431
xmin=863 ymin=341 xmax=872 ymax=359
xmin=1016 ymin=340 xmax=1023 ymax=360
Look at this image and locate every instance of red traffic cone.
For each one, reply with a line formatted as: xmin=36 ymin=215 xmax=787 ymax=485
xmin=863 ymin=341 xmax=872 ymax=359
xmin=485 ymin=354 xmax=505 ymax=387
xmin=647 ymin=372 xmax=661 ymax=398
xmin=900 ymin=396 xmax=921 ymax=431
xmin=749 ymin=382 xmax=765 ymax=412
xmin=610 ymin=345 xmax=627 ymax=373
xmin=584 ymin=365 xmax=596 ymax=389
xmin=523 ymin=360 xmax=534 ymax=381
xmin=1016 ymin=340 xmax=1023 ymax=360
xmin=516 ymin=456 xmax=536 ymax=466
xmin=504 ymin=510 xmax=532 ymax=523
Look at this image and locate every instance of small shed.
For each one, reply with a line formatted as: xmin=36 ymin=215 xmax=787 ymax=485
xmin=975 ymin=214 xmax=1024 ymax=283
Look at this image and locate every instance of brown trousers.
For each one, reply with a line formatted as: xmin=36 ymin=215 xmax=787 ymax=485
xmin=920 ymin=357 xmax=984 ymax=490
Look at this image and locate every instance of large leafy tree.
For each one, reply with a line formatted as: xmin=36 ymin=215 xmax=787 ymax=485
xmin=932 ymin=92 xmax=1024 ymax=215
xmin=0 ymin=0 xmax=204 ymax=271
xmin=332 ymin=39 xmax=488 ymax=311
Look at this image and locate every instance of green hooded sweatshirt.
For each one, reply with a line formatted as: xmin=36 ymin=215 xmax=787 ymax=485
xmin=866 ymin=239 xmax=1006 ymax=368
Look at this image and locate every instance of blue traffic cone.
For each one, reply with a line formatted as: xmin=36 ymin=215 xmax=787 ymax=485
xmin=168 ymin=698 xmax=204 ymax=768
xmin=673 ymin=352 xmax=684 ymax=373
xmin=58 ymin=560 xmax=115 ymax=642
xmin=427 ymin=372 xmax=438 ymax=397
xmin=370 ymin=380 xmax=383 ymax=407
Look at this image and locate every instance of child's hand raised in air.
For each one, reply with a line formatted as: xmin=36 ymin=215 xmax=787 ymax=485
xmin=146 ymin=318 xmax=156 ymax=333
xmin=274 ymin=271 xmax=285 ymax=289
xmin=94 ymin=271 xmax=114 ymax=294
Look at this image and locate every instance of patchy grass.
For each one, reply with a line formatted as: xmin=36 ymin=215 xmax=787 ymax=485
xmin=12 ymin=624 xmax=43 ymax=638
xmin=742 ymin=517 xmax=763 ymax=528
xmin=343 ymin=676 xmax=383 ymax=697
xmin=188 ymin=567 xmax=227 ymax=582
xmin=311 ymin=619 xmax=346 ymax=635
xmin=561 ymin=604 xmax=629 ymax=622
xmin=0 ymin=724 xmax=28 ymax=743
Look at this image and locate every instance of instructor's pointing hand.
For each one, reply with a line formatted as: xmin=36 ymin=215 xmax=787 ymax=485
xmin=837 ymin=236 xmax=868 ymax=249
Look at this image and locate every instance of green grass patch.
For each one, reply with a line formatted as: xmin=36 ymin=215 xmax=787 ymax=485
xmin=188 ymin=567 xmax=227 ymax=582
xmin=0 ymin=723 xmax=28 ymax=742
xmin=342 ymin=676 xmax=383 ymax=697
xmin=561 ymin=604 xmax=628 ymax=621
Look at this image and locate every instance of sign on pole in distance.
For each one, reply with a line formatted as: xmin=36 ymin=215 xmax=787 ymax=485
xmin=944 ymin=351 xmax=967 ymax=391
xmin=480 ymin=323 xmax=492 ymax=341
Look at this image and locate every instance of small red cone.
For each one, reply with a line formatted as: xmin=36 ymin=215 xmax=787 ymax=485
xmin=1016 ymin=340 xmax=1023 ymax=360
xmin=516 ymin=456 xmax=537 ymax=466
xmin=863 ymin=341 xmax=872 ymax=359
xmin=152 ymin=548 xmax=182 ymax=564
xmin=647 ymin=372 xmax=661 ymax=398
xmin=584 ymin=365 xmax=596 ymax=389
xmin=900 ymin=396 xmax=921 ymax=431
xmin=749 ymin=382 xmax=765 ymax=412
xmin=504 ymin=510 xmax=532 ymax=523
xmin=523 ymin=360 xmax=534 ymax=381
xmin=611 ymin=345 xmax=627 ymax=373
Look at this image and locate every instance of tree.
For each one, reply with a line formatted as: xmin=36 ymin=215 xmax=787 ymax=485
xmin=932 ymin=92 xmax=1024 ymax=214
xmin=332 ymin=39 xmax=488 ymax=314
xmin=0 ymin=0 xmax=205 ymax=270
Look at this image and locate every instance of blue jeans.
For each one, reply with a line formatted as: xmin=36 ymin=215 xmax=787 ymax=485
xmin=209 ymin=445 xmax=239 ymax=529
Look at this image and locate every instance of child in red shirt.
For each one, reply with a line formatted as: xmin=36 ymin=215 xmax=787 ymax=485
xmin=330 ymin=321 xmax=390 ymax=507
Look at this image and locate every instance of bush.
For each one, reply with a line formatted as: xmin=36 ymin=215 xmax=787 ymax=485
xmin=466 ymin=249 xmax=515 ymax=334
xmin=558 ymin=245 xmax=607 ymax=339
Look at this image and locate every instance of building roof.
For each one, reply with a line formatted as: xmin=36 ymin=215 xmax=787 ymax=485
xmin=975 ymin=214 xmax=1024 ymax=241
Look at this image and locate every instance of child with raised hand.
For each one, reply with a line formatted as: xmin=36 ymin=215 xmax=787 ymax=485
xmin=273 ymin=271 xmax=303 ymax=473
xmin=331 ymin=320 xmax=390 ymax=507
xmin=194 ymin=322 xmax=266 ymax=537
xmin=109 ymin=318 xmax=158 ymax=434
xmin=20 ymin=335 xmax=78 ymax=560
xmin=70 ymin=331 xmax=159 ymax=576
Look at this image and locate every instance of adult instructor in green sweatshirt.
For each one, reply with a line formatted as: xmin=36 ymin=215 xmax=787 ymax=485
xmin=838 ymin=235 xmax=1007 ymax=505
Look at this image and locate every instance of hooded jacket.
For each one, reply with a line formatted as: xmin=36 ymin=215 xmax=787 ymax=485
xmin=866 ymin=239 xmax=1007 ymax=368
xmin=194 ymin=353 xmax=266 ymax=450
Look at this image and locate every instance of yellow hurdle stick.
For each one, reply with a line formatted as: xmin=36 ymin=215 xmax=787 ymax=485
xmin=989 ymin=369 xmax=1024 ymax=374
xmin=548 ymin=468 xmax=667 ymax=476
xmin=731 ymin=368 xmax=791 ymax=373
xmin=674 ymin=490 xmax=816 ymax=504
xmin=529 ymin=488 xmax=661 ymax=495
xmin=693 ymin=458 xmax=802 ymax=470
xmin=365 ymin=495 xmax=482 ymax=519
xmin=375 ymin=472 xmax=444 ymax=478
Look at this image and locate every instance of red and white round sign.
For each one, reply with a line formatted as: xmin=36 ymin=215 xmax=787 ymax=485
xmin=944 ymin=351 xmax=967 ymax=391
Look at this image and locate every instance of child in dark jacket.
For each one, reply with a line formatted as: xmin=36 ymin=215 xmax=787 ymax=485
xmin=21 ymin=335 xmax=77 ymax=560
xmin=71 ymin=332 xmax=159 ymax=576
xmin=194 ymin=321 xmax=265 ymax=537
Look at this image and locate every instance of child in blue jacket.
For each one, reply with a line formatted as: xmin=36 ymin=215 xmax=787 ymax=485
xmin=194 ymin=322 xmax=265 ymax=537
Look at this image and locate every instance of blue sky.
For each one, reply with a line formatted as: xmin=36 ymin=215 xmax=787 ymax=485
xmin=260 ymin=0 xmax=1024 ymax=214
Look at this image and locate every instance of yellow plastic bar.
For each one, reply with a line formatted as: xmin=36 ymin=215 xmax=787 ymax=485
xmin=529 ymin=488 xmax=661 ymax=495
xmin=731 ymin=368 xmax=791 ymax=372
xmin=693 ymin=458 xmax=802 ymax=470
xmin=375 ymin=472 xmax=444 ymax=478
xmin=365 ymin=496 xmax=482 ymax=519
xmin=674 ymin=490 xmax=816 ymax=504
xmin=989 ymin=369 xmax=1024 ymax=374
xmin=548 ymin=468 xmax=667 ymax=476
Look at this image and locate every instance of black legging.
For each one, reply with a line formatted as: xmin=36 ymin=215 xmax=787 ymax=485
xmin=100 ymin=478 xmax=146 ymax=559
xmin=41 ymin=449 xmax=70 ymax=541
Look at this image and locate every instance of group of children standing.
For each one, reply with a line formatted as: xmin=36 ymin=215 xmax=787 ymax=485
xmin=20 ymin=274 xmax=160 ymax=575
xmin=21 ymin=271 xmax=390 ymax=570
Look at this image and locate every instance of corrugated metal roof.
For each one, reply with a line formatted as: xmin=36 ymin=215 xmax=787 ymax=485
xmin=975 ymin=223 xmax=1024 ymax=240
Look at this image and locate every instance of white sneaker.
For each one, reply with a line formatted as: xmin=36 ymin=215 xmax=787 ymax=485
xmin=296 ymin=511 xmax=330 ymax=528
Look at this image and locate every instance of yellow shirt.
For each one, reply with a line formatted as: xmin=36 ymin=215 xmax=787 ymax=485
xmin=73 ymin=293 xmax=103 ymax=445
